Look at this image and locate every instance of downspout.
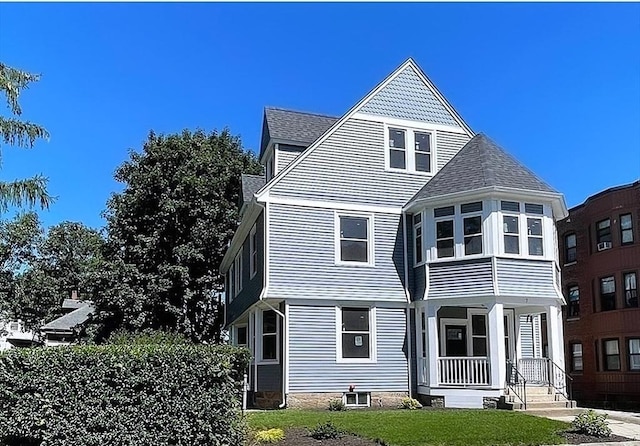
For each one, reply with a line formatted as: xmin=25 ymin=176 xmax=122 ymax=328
xmin=402 ymin=210 xmax=413 ymax=399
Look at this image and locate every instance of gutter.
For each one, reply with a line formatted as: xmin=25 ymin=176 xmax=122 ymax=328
xmin=401 ymin=211 xmax=413 ymax=399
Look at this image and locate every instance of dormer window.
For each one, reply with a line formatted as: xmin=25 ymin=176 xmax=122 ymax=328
xmin=386 ymin=126 xmax=433 ymax=173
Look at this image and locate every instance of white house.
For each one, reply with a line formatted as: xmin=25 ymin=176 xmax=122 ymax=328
xmin=221 ymin=58 xmax=571 ymax=410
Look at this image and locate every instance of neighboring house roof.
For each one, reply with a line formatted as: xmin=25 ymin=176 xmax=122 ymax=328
xmin=406 ymin=133 xmax=557 ymax=206
xmin=259 ymin=107 xmax=338 ymax=158
xmin=62 ymin=298 xmax=85 ymax=310
xmin=41 ymin=302 xmax=94 ymax=333
xmin=241 ymin=174 xmax=266 ymax=205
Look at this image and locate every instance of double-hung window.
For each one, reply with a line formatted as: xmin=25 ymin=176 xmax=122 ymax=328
xmin=235 ymin=325 xmax=247 ymax=347
xmin=337 ymin=214 xmax=372 ymax=265
xmin=471 ymin=314 xmax=487 ymax=356
xmin=414 ymin=131 xmax=432 ymax=172
xmin=339 ymin=307 xmax=373 ymax=360
xmin=434 ymin=206 xmax=455 ymax=258
xmin=600 ymin=276 xmax=616 ymax=311
xmin=234 ymin=248 xmax=243 ymax=296
xmin=387 ymin=127 xmax=433 ymax=173
xmin=413 ymin=213 xmax=423 ymax=264
xmin=567 ymin=286 xmax=580 ymax=317
xmin=526 ymin=204 xmax=544 ymax=256
xmin=621 ymin=214 xmax=634 ymax=245
xmin=624 ymin=272 xmax=638 ymax=308
xmin=462 ymin=202 xmax=483 ymax=256
xmin=565 ymin=233 xmax=577 ymax=263
xmin=603 ymin=339 xmax=620 ymax=371
xmin=501 ymin=201 xmax=520 ymax=255
xmin=250 ymin=224 xmax=258 ymax=278
xmin=261 ymin=310 xmax=278 ymax=362
xmin=597 ymin=219 xmax=612 ymax=246
xmin=571 ymin=343 xmax=583 ymax=372
xmin=388 ymin=128 xmax=407 ymax=169
xmin=628 ymin=339 xmax=640 ymax=371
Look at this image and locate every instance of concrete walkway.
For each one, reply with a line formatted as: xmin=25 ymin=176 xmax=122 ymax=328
xmin=540 ymin=408 xmax=640 ymax=446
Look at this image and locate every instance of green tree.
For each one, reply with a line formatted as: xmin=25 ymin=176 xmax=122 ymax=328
xmin=96 ymin=129 xmax=262 ymax=343
xmin=0 ymin=63 xmax=53 ymax=211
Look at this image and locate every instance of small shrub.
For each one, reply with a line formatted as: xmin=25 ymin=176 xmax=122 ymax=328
xmin=328 ymin=398 xmax=346 ymax=411
xmin=400 ymin=397 xmax=422 ymax=410
xmin=254 ymin=428 xmax=285 ymax=443
xmin=309 ymin=421 xmax=341 ymax=440
xmin=572 ymin=410 xmax=612 ymax=437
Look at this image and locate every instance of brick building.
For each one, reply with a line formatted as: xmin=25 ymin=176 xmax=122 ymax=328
xmin=558 ymin=181 xmax=640 ymax=409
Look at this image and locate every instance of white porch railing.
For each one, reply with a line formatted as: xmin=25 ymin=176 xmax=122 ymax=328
xmin=438 ymin=357 xmax=490 ymax=387
xmin=518 ymin=358 xmax=549 ymax=384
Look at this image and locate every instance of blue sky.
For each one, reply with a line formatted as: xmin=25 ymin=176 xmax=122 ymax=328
xmin=0 ymin=3 xmax=638 ymax=230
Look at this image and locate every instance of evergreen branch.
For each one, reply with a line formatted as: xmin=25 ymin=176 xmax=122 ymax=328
xmin=0 ymin=117 xmax=50 ymax=148
xmin=0 ymin=175 xmax=55 ymax=211
xmin=0 ymin=63 xmax=41 ymax=116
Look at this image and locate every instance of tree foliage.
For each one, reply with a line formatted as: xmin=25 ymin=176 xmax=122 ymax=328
xmin=0 ymin=63 xmax=53 ymax=212
xmin=95 ymin=129 xmax=261 ymax=343
xmin=0 ymin=213 xmax=105 ymax=328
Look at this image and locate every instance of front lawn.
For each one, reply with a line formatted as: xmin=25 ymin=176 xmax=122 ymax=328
xmin=247 ymin=409 xmax=569 ymax=446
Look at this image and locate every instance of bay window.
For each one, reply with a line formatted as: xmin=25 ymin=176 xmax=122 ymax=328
xmin=435 ymin=206 xmax=455 ymax=259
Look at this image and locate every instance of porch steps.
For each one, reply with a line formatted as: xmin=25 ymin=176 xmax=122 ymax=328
xmin=502 ymin=386 xmax=578 ymax=413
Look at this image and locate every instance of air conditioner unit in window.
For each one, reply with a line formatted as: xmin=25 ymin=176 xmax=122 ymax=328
xmin=597 ymin=241 xmax=612 ymax=251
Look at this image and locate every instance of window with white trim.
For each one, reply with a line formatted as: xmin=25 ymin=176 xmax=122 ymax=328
xmin=336 ymin=214 xmax=373 ymax=265
xmin=261 ymin=310 xmax=278 ymax=362
xmin=343 ymin=392 xmax=370 ymax=408
xmin=386 ymin=127 xmax=433 ymax=173
xmin=597 ymin=218 xmax=612 ymax=245
xmin=235 ymin=325 xmax=247 ymax=347
xmin=434 ymin=206 xmax=455 ymax=259
xmin=527 ymin=217 xmax=544 ymax=256
xmin=502 ymin=201 xmax=521 ymax=255
xmin=628 ymin=338 xmax=640 ymax=371
xmin=234 ymin=248 xmax=243 ymax=296
xmin=471 ymin=314 xmax=487 ymax=356
xmin=461 ymin=201 xmax=483 ymax=256
xmin=228 ymin=265 xmax=234 ymax=302
xmin=413 ymin=213 xmax=423 ymax=265
xmin=250 ymin=224 xmax=257 ymax=278
xmin=339 ymin=307 xmax=373 ymax=360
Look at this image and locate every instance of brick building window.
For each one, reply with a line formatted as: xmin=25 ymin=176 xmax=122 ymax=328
xmin=570 ymin=343 xmax=583 ymax=372
xmin=603 ymin=339 xmax=621 ymax=371
xmin=600 ymin=276 xmax=616 ymax=311
xmin=621 ymin=213 xmax=634 ymax=245
xmin=624 ymin=272 xmax=638 ymax=308
xmin=565 ymin=233 xmax=577 ymax=263
xmin=567 ymin=286 xmax=580 ymax=317
xmin=628 ymin=339 xmax=640 ymax=371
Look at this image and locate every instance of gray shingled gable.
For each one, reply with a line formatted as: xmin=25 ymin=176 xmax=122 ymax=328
xmin=259 ymin=108 xmax=338 ymax=158
xmin=407 ymin=133 xmax=556 ymax=205
xmin=41 ymin=302 xmax=94 ymax=332
xmin=241 ymin=174 xmax=266 ymax=205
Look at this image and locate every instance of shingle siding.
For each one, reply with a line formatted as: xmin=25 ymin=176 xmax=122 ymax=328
xmin=288 ymin=304 xmax=408 ymax=393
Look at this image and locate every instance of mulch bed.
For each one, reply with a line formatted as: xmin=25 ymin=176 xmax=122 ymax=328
xmin=276 ymin=428 xmax=634 ymax=445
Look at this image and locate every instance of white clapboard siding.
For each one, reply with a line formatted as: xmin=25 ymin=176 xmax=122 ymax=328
xmin=268 ymin=203 xmax=406 ymax=302
xmin=427 ymin=259 xmax=494 ymax=299
xmin=496 ymin=258 xmax=558 ymax=299
xmin=288 ymin=305 xmax=408 ymax=393
xmin=269 ymin=118 xmax=470 ymax=208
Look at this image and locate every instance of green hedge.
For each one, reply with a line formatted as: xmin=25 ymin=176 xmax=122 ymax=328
xmin=0 ymin=344 xmax=250 ymax=446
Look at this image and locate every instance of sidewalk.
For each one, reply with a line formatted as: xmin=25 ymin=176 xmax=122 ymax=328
xmin=541 ymin=408 xmax=640 ymax=446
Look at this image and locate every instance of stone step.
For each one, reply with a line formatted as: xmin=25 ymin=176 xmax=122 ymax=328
xmin=525 ymin=400 xmax=576 ymax=409
xmin=522 ymin=407 xmax=583 ymax=417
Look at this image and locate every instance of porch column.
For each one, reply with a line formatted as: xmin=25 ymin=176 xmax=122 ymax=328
xmin=546 ymin=305 xmax=565 ymax=371
xmin=427 ymin=303 xmax=440 ymax=387
xmin=488 ymin=302 xmax=505 ymax=389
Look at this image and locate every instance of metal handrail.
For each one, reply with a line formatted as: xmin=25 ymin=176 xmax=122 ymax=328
xmin=548 ymin=358 xmax=573 ymax=401
xmin=506 ymin=360 xmax=527 ymax=410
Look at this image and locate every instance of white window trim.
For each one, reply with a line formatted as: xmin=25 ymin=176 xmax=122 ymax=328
xmin=414 ymin=211 xmax=425 ymax=266
xmin=234 ymin=247 xmax=243 ymax=296
xmin=249 ymin=224 xmax=257 ymax=279
xmin=461 ymin=211 xmax=484 ymax=257
xmin=336 ymin=306 xmax=377 ymax=363
xmin=434 ymin=212 xmax=455 ymax=260
xmin=334 ymin=212 xmax=375 ymax=267
xmin=228 ymin=265 xmax=235 ymax=302
xmin=495 ymin=201 xmax=550 ymax=260
xmin=257 ymin=309 xmax=280 ymax=365
xmin=384 ymin=123 xmax=436 ymax=175
xmin=233 ymin=323 xmax=248 ymax=347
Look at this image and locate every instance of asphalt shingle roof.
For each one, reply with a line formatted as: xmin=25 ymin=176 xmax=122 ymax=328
xmin=241 ymin=174 xmax=266 ymax=204
xmin=41 ymin=302 xmax=94 ymax=332
xmin=259 ymin=107 xmax=338 ymax=157
xmin=407 ymin=133 xmax=557 ymax=205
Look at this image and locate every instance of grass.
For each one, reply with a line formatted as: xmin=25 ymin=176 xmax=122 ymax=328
xmin=247 ymin=409 xmax=570 ymax=446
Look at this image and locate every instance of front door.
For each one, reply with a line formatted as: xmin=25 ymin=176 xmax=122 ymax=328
xmin=445 ymin=325 xmax=467 ymax=356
